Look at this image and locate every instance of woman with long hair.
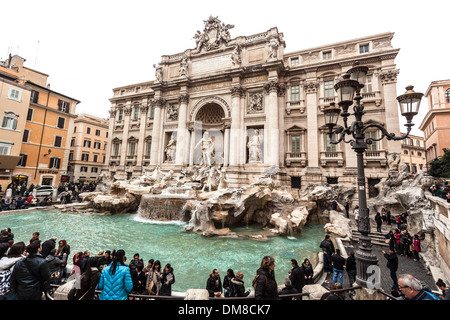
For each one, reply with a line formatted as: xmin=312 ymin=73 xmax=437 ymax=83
xmin=254 ymin=255 xmax=279 ymax=300
xmin=0 ymin=242 xmax=26 ymax=300
xmin=98 ymin=249 xmax=133 ymax=300
xmin=159 ymin=263 xmax=175 ymax=296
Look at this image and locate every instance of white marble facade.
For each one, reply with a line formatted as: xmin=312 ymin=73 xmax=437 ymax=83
xmin=105 ymin=17 xmax=402 ymax=191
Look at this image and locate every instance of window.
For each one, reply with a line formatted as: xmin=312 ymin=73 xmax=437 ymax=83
xmin=410 ymin=138 xmax=414 ymax=146
xmin=95 ymin=129 xmax=101 ymax=136
xmin=291 ymin=135 xmax=301 ymax=153
xmin=8 ymin=87 xmax=22 ymax=102
xmin=362 ymin=75 xmax=372 ymax=93
xmin=27 ymin=108 xmax=34 ymax=121
xmin=446 ymin=89 xmax=450 ymax=103
xmin=291 ymin=177 xmax=301 ymax=189
xmin=54 ymin=136 xmax=62 ymax=147
xmin=133 ymin=107 xmax=139 ymax=120
xmin=83 ymin=139 xmax=91 ymax=148
xmin=74 ymin=126 xmax=77 ymax=133
xmin=322 ymin=51 xmax=332 ymax=60
xmin=327 ymin=177 xmax=338 ymax=184
xmin=145 ymin=140 xmax=152 ymax=157
xmin=57 ymin=117 xmax=65 ymax=129
xmin=118 ymin=109 xmax=123 ymax=121
xmin=324 ymin=80 xmax=334 ymax=98
xmin=416 ymin=140 xmax=421 ymax=147
xmin=418 ymin=152 xmax=422 ymax=157
xmin=359 ymin=44 xmax=369 ymax=53
xmin=113 ymin=143 xmax=120 ymax=156
xmin=58 ymin=99 xmax=70 ymax=113
xmin=18 ymin=154 xmax=27 ymax=167
xmin=91 ymin=167 xmax=98 ymax=173
xmin=136 ymin=87 xmax=141 ymax=93
xmin=290 ymin=57 xmax=299 ymax=66
xmin=291 ymin=85 xmax=300 ymax=101
xmin=69 ymin=152 xmax=73 ymax=161
xmin=326 ymin=133 xmax=337 ymax=152
xmin=102 ymin=155 xmax=106 ymax=163
xmin=30 ymin=90 xmax=39 ymax=104
xmin=411 ymin=151 xmax=414 ymax=156
xmin=81 ymin=153 xmax=89 ymax=161
xmin=120 ymin=90 xmax=125 ymax=95
xmin=23 ymin=129 xmax=29 ymax=142
xmin=404 ymin=150 xmax=408 ymax=155
xmin=71 ymin=138 xmax=75 ymax=147
xmin=128 ymin=141 xmax=136 ymax=156
xmin=94 ymin=141 xmax=101 ymax=149
xmin=2 ymin=114 xmax=18 ymax=130
xmin=86 ymin=127 xmax=91 ymax=134
xmin=93 ymin=154 xmax=98 ymax=162
xmin=150 ymin=106 xmax=155 ymax=119
xmin=0 ymin=143 xmax=11 ymax=155
xmin=365 ymin=131 xmax=379 ymax=151
xmin=49 ymin=157 xmax=61 ymax=169
xmin=80 ymin=166 xmax=88 ymax=172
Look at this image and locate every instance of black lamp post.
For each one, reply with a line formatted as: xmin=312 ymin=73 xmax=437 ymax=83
xmin=323 ymin=63 xmax=423 ymax=288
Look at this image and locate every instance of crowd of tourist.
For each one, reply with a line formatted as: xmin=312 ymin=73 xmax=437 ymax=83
xmin=429 ymin=181 xmax=450 ymax=202
xmin=0 ymin=181 xmax=98 ymax=212
xmin=0 ymin=221 xmax=449 ymax=300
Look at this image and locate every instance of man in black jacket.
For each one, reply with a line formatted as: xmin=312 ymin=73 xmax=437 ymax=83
xmin=206 ymin=269 xmax=222 ymax=297
xmin=40 ymin=236 xmax=57 ymax=258
xmin=10 ymin=240 xmax=50 ymax=300
xmin=383 ymin=248 xmax=398 ymax=287
xmin=320 ymin=235 xmax=335 ymax=273
xmin=288 ymin=259 xmax=305 ymax=295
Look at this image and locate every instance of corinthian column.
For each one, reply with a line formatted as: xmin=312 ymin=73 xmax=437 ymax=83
xmin=120 ymin=103 xmax=132 ymax=167
xmin=175 ymin=94 xmax=189 ymax=165
xmin=150 ymin=98 xmax=165 ymax=166
xmin=229 ymin=85 xmax=244 ymax=166
xmin=265 ymin=80 xmax=280 ymax=166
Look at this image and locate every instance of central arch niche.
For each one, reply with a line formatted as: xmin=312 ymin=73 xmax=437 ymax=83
xmin=192 ymin=102 xmax=226 ymax=165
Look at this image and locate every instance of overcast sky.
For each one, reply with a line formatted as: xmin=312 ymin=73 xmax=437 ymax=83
xmin=1 ymin=0 xmax=448 ymax=136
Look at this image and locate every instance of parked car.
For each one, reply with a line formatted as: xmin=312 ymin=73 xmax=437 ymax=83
xmin=35 ymin=185 xmax=55 ymax=197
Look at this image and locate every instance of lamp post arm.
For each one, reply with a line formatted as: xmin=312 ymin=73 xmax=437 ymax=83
xmin=361 ymin=123 xmax=412 ymax=142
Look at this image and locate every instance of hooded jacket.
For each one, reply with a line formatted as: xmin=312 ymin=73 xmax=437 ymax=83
xmin=230 ymin=277 xmax=250 ymax=297
xmin=98 ymin=263 xmax=133 ymax=300
xmin=10 ymin=253 xmax=50 ymax=299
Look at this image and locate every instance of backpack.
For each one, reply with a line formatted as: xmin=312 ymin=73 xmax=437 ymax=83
xmin=0 ymin=269 xmax=12 ymax=295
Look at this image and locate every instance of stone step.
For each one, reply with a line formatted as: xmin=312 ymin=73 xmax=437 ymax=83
xmin=351 ymin=230 xmax=389 ymax=247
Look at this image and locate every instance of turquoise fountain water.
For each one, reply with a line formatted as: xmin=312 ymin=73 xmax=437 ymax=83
xmin=0 ymin=209 xmax=325 ymax=292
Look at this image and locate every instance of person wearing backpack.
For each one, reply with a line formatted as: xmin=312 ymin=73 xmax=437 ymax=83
xmin=0 ymin=242 xmax=26 ymax=300
xmin=10 ymin=240 xmax=50 ymax=300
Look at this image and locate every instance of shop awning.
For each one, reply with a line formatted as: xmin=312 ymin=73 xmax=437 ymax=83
xmin=0 ymin=155 xmax=21 ymax=170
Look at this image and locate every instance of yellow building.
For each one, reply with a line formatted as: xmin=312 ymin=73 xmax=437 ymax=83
xmin=400 ymin=133 xmax=426 ymax=174
xmin=0 ymin=55 xmax=80 ymax=188
xmin=68 ymin=113 xmax=109 ymax=183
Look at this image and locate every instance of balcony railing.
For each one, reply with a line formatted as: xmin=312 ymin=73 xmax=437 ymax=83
xmin=320 ymin=150 xmax=344 ymax=166
xmin=285 ymin=151 xmax=307 ymax=166
xmin=363 ymin=149 xmax=387 ymax=166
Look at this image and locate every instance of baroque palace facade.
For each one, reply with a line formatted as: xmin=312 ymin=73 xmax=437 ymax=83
xmin=106 ymin=17 xmax=402 ymax=193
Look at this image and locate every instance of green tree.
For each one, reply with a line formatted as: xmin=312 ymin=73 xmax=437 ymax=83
xmin=428 ymin=148 xmax=450 ymax=178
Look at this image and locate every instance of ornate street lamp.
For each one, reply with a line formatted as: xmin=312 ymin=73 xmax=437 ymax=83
xmin=324 ymin=63 xmax=423 ymax=288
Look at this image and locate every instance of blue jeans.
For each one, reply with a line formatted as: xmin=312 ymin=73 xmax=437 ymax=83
xmin=332 ymin=268 xmax=344 ymax=285
xmin=347 ymin=270 xmax=356 ymax=286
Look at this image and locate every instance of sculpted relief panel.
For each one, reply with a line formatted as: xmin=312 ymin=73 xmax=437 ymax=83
xmin=191 ymin=54 xmax=232 ymax=75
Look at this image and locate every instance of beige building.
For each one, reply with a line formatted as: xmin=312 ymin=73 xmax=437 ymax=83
xmin=419 ymin=79 xmax=450 ymax=166
xmin=400 ymin=133 xmax=426 ymax=173
xmin=106 ymin=17 xmax=404 ymax=196
xmin=68 ymin=113 xmax=109 ymax=183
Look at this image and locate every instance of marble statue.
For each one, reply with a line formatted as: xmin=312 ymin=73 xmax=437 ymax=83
xmin=153 ymin=63 xmax=163 ymax=82
xmin=179 ymin=57 xmax=188 ymax=77
xmin=195 ymin=131 xmax=215 ymax=167
xmin=248 ymin=129 xmax=263 ymax=163
xmin=268 ymin=38 xmax=279 ymax=60
xmin=165 ymin=133 xmax=177 ymax=162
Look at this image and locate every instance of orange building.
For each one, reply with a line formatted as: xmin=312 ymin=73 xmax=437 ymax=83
xmin=400 ymin=133 xmax=426 ymax=174
xmin=0 ymin=55 xmax=80 ymax=188
xmin=419 ymin=79 xmax=450 ymax=167
xmin=0 ymin=61 xmax=31 ymax=191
